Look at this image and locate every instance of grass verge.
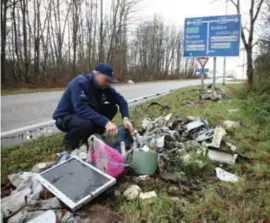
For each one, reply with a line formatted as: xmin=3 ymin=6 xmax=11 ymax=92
xmin=2 ymin=84 xmax=270 ymax=222
xmin=1 ymin=87 xmax=64 ymax=95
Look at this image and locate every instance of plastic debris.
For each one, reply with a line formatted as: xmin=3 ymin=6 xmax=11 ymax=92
xmin=139 ymin=191 xmax=157 ymax=200
xmin=228 ymin=109 xmax=239 ymax=113
xmin=226 ymin=142 xmax=237 ymax=152
xmin=208 ymin=149 xmax=238 ymax=164
xmin=186 ymin=120 xmax=205 ymax=132
xmin=57 ymin=151 xmax=70 ymax=163
xmin=60 ymin=211 xmax=76 ymax=223
xmin=200 ymin=88 xmax=227 ymax=101
xmin=7 ymin=210 xmax=46 ymax=223
xmin=123 ymin=185 xmax=141 ymax=200
xmin=120 ymin=141 xmax=126 ymax=156
xmin=223 ymin=120 xmax=240 ymax=129
xmin=215 ymin=167 xmax=240 ymax=182
xmin=196 ymin=129 xmax=214 ymax=142
xmin=27 ymin=198 xmax=61 ymax=211
xmin=2 ymin=172 xmax=43 ymax=218
xmin=142 ymin=118 xmax=152 ymax=130
xmin=141 ymin=145 xmax=150 ymax=152
xmin=135 ymin=175 xmax=150 ymax=182
xmin=31 ymin=162 xmax=56 ymax=173
xmin=27 ymin=210 xmax=56 ymax=223
xmin=156 ymin=136 xmax=165 ymax=148
xmin=209 ymin=127 xmax=226 ymax=148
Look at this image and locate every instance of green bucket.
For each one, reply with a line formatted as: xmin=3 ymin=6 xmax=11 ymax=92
xmin=131 ymin=150 xmax=158 ymax=175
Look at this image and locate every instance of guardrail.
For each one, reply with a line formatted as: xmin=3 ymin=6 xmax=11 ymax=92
xmin=1 ymin=90 xmax=172 ymax=147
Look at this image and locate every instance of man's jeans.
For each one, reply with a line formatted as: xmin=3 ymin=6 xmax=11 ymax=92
xmin=55 ymin=103 xmax=117 ymax=149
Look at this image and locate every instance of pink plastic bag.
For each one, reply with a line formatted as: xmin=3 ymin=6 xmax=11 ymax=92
xmin=87 ymin=135 xmax=125 ymax=177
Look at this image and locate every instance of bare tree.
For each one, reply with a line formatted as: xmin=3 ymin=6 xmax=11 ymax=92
xmin=229 ymin=0 xmax=265 ymax=84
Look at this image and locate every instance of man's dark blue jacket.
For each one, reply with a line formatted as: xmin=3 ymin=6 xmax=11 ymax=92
xmin=53 ymin=73 xmax=129 ymax=128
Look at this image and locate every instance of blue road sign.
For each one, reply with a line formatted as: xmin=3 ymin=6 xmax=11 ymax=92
xmin=196 ymin=68 xmax=209 ymax=73
xmin=184 ymin=14 xmax=241 ymax=57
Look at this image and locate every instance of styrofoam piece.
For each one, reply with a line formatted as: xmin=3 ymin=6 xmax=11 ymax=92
xmin=208 ymin=149 xmax=238 ymax=164
xmin=139 ymin=191 xmax=157 ymax=200
xmin=215 ymin=167 xmax=240 ymax=183
xmin=27 ymin=210 xmax=56 ymax=223
xmin=209 ymin=127 xmax=226 ymax=148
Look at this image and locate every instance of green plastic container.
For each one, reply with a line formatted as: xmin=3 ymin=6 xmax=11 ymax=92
xmin=131 ymin=151 xmax=158 ymax=175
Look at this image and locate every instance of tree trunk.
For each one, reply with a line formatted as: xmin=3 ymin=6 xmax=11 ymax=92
xmin=1 ymin=0 xmax=8 ymax=84
xmin=246 ymin=47 xmax=253 ymax=84
xmin=22 ymin=0 xmax=30 ymax=82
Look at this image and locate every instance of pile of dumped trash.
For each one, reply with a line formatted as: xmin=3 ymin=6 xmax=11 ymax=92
xmin=199 ymin=86 xmax=228 ymax=101
xmin=133 ymin=114 xmax=241 ymax=169
xmin=1 ymin=112 xmax=245 ymax=223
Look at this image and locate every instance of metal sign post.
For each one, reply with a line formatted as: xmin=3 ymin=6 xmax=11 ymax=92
xmin=213 ymin=57 xmax=217 ymax=88
xmin=197 ymin=57 xmax=209 ymax=89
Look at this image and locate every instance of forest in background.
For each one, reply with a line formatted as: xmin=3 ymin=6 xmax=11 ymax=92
xmin=1 ymin=0 xmax=196 ymax=88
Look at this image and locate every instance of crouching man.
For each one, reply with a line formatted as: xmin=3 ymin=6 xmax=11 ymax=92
xmin=53 ymin=63 xmax=133 ymax=149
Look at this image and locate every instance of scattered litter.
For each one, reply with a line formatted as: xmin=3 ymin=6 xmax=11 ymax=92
xmin=186 ymin=120 xmax=205 ymax=132
xmin=7 ymin=210 xmax=46 ymax=223
xmin=60 ymin=211 xmax=76 ymax=223
xmin=196 ymin=129 xmax=214 ymax=142
xmin=56 ymin=151 xmax=70 ymax=163
xmin=135 ymin=175 xmax=150 ymax=182
xmin=164 ymin=113 xmax=173 ymax=121
xmin=142 ymin=118 xmax=152 ymax=130
xmin=223 ymin=120 xmax=240 ymax=129
xmin=70 ymin=144 xmax=88 ymax=160
xmin=2 ymin=172 xmax=43 ymax=218
xmin=27 ymin=198 xmax=61 ymax=211
xmin=208 ymin=149 xmax=238 ymax=164
xmin=226 ymin=142 xmax=237 ymax=152
xmin=215 ymin=167 xmax=240 ymax=182
xmin=228 ymin=108 xmax=239 ymax=113
xmin=209 ymin=127 xmax=226 ymax=148
xmin=120 ymin=141 xmax=126 ymax=156
xmin=156 ymin=136 xmax=165 ymax=148
xmin=31 ymin=162 xmax=56 ymax=173
xmin=141 ymin=145 xmax=150 ymax=152
xmin=124 ymin=185 xmax=141 ymax=200
xmin=139 ymin=191 xmax=157 ymax=200
xmin=27 ymin=210 xmax=56 ymax=223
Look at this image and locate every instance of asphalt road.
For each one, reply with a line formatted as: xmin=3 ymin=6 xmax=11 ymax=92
xmin=1 ymin=79 xmax=212 ymax=132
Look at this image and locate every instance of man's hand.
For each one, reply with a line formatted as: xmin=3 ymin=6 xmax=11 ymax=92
xmin=123 ymin=118 xmax=133 ymax=133
xmin=105 ymin=121 xmax=118 ymax=136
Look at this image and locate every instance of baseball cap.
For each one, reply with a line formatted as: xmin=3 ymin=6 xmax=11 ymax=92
xmin=94 ymin=63 xmax=118 ymax=82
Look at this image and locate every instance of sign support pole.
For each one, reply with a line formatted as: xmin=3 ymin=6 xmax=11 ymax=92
xmin=223 ymin=0 xmax=228 ymax=85
xmin=201 ymin=68 xmax=204 ymax=89
xmin=213 ymin=57 xmax=217 ymax=88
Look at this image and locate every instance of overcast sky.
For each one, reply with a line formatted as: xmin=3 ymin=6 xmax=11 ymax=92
xmin=136 ymin=0 xmax=257 ymax=78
